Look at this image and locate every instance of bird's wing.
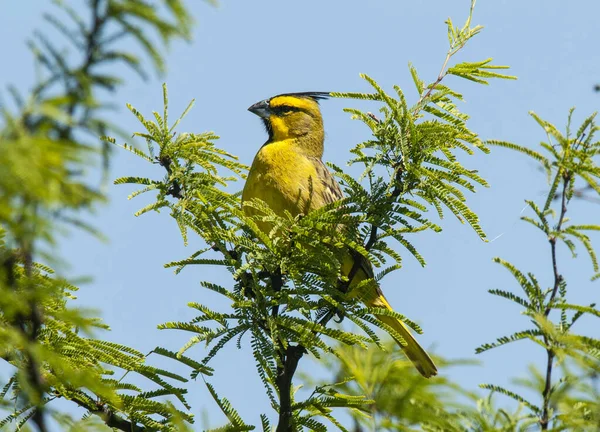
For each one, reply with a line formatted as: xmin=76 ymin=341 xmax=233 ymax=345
xmin=309 ymin=157 xmax=344 ymax=205
xmin=309 ymin=157 xmax=375 ymax=282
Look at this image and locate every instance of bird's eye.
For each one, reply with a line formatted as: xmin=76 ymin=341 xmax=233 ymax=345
xmin=272 ymin=105 xmax=298 ymax=115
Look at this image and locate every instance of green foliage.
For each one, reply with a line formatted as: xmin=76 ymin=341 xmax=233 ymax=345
xmin=111 ymin=2 xmax=515 ymax=429
xmin=0 ymin=233 xmax=212 ymax=430
xmin=331 ymin=0 xmax=514 ymax=246
xmin=0 ymin=0 xmax=208 ymax=430
xmin=5 ymin=0 xmax=197 ymax=173
xmin=203 ymin=382 xmax=255 ymax=431
xmin=312 ymin=341 xmax=543 ymax=432
xmin=0 ymin=109 xmax=104 ymax=257
xmin=479 ymin=111 xmax=600 ymax=430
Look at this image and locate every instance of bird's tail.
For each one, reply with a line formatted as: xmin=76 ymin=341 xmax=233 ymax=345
xmin=343 ymin=252 xmax=437 ymax=377
xmin=374 ymin=312 xmax=438 ymax=378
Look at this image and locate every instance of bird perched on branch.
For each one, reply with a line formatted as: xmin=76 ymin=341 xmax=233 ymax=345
xmin=242 ymin=92 xmax=437 ymax=378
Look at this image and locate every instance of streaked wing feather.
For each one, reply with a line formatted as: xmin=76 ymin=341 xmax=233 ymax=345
xmin=309 ymin=157 xmax=344 ymax=205
xmin=310 ymin=157 xmax=375 ymax=282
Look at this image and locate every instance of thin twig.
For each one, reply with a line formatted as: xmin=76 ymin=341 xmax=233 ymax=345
xmin=544 ymin=177 xmax=569 ymax=317
xmin=540 ymin=174 xmax=570 ymax=430
xmin=414 ymin=51 xmax=452 ymax=112
xmin=59 ymin=0 xmax=107 ymax=139
xmin=271 ymin=267 xmax=283 ymax=318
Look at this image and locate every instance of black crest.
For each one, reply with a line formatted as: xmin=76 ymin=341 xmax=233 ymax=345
xmin=271 ymin=91 xmax=331 ymax=102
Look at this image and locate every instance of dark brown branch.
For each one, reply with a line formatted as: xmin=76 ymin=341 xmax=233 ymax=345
xmin=271 ymin=267 xmax=283 ymax=318
xmin=270 ymin=267 xmax=300 ymax=432
xmin=158 ymin=155 xmax=185 ymax=199
xmin=23 ymin=246 xmax=48 ymax=432
xmin=58 ymin=0 xmax=107 ymax=140
xmin=92 ymin=404 xmax=144 ymax=432
xmin=540 ymin=175 xmax=570 ymax=430
xmin=545 ymin=175 xmax=569 ymax=317
xmin=3 ymin=233 xmax=50 ymax=432
xmin=275 ymin=345 xmax=306 ymax=432
xmin=60 ymin=392 xmax=145 ymax=432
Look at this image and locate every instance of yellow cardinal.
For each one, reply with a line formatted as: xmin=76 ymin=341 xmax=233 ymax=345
xmin=242 ymin=92 xmax=437 ymax=378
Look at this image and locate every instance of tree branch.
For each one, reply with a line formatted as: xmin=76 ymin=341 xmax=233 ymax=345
xmin=271 ymin=267 xmax=283 ymax=318
xmin=4 ymin=231 xmax=50 ymax=432
xmin=58 ymin=0 xmax=107 ymax=140
xmin=63 ymin=392 xmax=145 ymax=432
xmin=275 ymin=345 xmax=306 ymax=432
xmin=540 ymin=174 xmax=570 ymax=430
xmin=92 ymin=404 xmax=145 ymax=432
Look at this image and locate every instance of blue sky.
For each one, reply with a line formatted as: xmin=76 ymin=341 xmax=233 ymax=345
xmin=1 ymin=0 xmax=599 ymax=429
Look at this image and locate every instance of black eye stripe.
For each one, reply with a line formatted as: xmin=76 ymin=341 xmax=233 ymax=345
xmin=271 ymin=105 xmax=302 ymax=114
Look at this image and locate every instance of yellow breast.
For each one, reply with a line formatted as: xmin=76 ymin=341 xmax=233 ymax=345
xmin=242 ymin=140 xmax=325 ymax=232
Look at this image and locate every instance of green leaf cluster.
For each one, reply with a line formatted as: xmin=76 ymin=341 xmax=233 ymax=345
xmin=313 ymin=341 xmax=541 ymax=432
xmin=0 ymin=1 xmax=207 ymax=430
xmin=331 ymin=0 xmax=514 ymax=248
xmin=4 ymin=0 xmax=197 ymax=176
xmin=479 ymin=111 xmax=600 ymax=430
xmin=0 ymin=229 xmax=211 ymax=430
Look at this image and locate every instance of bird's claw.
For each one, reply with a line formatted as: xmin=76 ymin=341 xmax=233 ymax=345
xmin=333 ymin=308 xmax=345 ymax=323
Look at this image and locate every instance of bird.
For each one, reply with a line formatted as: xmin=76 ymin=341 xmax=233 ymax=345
xmin=242 ymin=92 xmax=437 ymax=378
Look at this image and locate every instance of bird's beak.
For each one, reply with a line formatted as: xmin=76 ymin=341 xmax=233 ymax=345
xmin=248 ymin=99 xmax=270 ymax=119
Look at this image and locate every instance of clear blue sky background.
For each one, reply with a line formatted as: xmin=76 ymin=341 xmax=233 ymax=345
xmin=1 ymin=0 xmax=599 ymax=430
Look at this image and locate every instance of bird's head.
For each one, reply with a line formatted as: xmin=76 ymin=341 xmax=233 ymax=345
xmin=248 ymin=92 xmax=330 ymax=144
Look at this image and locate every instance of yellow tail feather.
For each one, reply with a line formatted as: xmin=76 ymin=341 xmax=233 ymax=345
xmin=375 ymin=312 xmax=438 ymax=378
xmin=342 ymin=251 xmax=437 ymax=377
xmin=366 ymin=292 xmax=437 ymax=378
